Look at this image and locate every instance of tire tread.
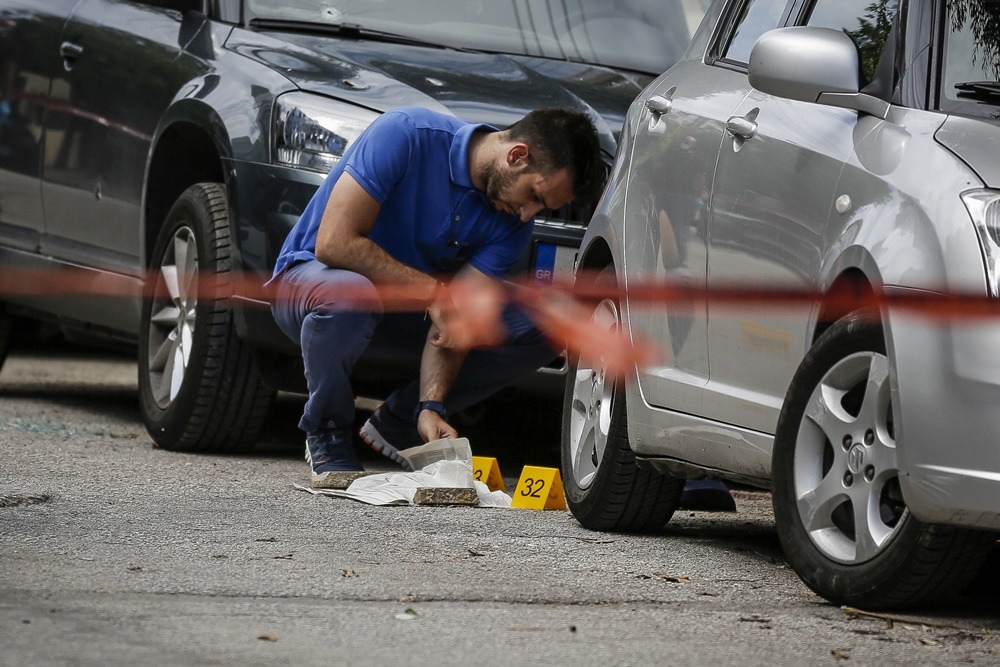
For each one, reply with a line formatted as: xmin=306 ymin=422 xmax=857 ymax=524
xmin=141 ymin=183 xmax=274 ymax=453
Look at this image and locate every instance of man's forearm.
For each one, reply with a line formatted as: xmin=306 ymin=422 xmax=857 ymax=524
xmin=313 ymin=172 xmax=438 ymax=303
xmin=419 ymin=333 xmax=468 ymax=402
xmin=318 ymin=235 xmax=438 ymax=303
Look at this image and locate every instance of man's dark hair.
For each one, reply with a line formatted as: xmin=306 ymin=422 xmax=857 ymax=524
xmin=504 ymin=108 xmax=604 ymax=205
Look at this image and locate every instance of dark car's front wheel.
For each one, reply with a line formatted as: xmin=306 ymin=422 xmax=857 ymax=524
xmin=772 ymin=310 xmax=994 ymax=609
xmin=138 ymin=183 xmax=275 ymax=453
xmin=561 ymin=266 xmax=684 ymax=532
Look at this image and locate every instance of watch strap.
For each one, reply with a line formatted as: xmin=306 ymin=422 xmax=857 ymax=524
xmin=414 ymin=400 xmax=448 ymax=422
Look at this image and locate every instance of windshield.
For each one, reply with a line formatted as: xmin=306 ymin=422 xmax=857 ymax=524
xmin=944 ymin=0 xmax=1000 ymax=106
xmin=244 ymin=0 xmax=711 ymax=74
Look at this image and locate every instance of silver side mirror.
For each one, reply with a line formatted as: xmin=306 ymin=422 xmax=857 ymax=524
xmin=748 ymin=26 xmax=889 ymax=119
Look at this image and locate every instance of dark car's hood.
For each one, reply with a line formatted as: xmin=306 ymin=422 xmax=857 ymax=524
xmin=226 ymin=29 xmax=655 ymax=157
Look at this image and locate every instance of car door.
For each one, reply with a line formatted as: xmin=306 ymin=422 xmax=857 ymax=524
xmin=624 ymin=65 xmax=746 ymax=415
xmin=0 ymin=0 xmax=81 ymax=253
xmin=40 ymin=0 xmax=208 ymax=273
xmin=702 ymin=0 xmax=901 ymax=434
xmin=628 ymin=0 xmax=793 ymax=415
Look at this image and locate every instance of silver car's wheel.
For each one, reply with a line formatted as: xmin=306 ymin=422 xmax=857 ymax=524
xmin=138 ymin=183 xmax=274 ymax=453
xmin=793 ymin=350 xmax=903 ymax=564
xmin=147 ymin=226 xmax=199 ymax=407
xmin=566 ymin=296 xmax=618 ymax=489
xmin=561 ymin=266 xmax=684 ymax=533
xmin=773 ymin=310 xmax=995 ymax=609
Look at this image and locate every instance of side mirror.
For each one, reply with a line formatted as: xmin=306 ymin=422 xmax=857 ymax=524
xmin=748 ymin=26 xmax=889 ymax=119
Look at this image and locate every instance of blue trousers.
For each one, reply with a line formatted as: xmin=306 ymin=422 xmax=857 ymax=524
xmin=270 ymin=260 xmax=557 ymax=443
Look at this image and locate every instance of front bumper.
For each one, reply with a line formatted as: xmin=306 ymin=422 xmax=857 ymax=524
xmin=889 ymin=295 xmax=1000 ymax=530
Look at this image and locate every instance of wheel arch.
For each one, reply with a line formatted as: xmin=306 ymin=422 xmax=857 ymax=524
xmin=577 ymin=235 xmax=614 ymax=276
xmin=813 ymin=267 xmax=878 ymax=343
xmin=144 ymin=119 xmax=227 ymax=269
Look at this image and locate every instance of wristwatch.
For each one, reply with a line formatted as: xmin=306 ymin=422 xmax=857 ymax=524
xmin=414 ymin=400 xmax=447 ymax=422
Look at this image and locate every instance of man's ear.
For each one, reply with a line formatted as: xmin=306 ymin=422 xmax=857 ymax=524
xmin=506 ymin=142 xmax=530 ymax=169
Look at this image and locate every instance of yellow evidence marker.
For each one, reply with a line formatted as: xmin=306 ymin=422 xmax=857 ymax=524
xmin=472 ymin=456 xmax=506 ymax=493
xmin=511 ymin=466 xmax=567 ymax=510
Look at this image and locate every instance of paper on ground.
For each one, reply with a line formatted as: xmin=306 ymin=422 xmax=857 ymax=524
xmin=294 ymin=437 xmax=512 ymax=508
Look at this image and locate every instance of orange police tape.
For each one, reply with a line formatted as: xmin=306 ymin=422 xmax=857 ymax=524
xmin=4 ymin=266 xmax=1000 ymax=377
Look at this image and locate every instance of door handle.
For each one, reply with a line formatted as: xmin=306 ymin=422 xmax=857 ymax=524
xmin=725 ymin=114 xmax=758 ymax=140
xmin=60 ymin=41 xmax=84 ymax=71
xmin=645 ymin=95 xmax=673 ymax=117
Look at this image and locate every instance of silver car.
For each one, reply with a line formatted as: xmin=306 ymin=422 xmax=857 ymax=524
xmin=563 ymin=0 xmax=1000 ymax=609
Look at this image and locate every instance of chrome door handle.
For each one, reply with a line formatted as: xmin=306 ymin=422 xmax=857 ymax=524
xmin=60 ymin=41 xmax=83 ymax=71
xmin=645 ymin=95 xmax=673 ymax=117
xmin=725 ymin=115 xmax=758 ymax=140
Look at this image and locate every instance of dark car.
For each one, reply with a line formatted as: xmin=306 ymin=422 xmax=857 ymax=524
xmin=0 ymin=0 xmax=708 ymax=453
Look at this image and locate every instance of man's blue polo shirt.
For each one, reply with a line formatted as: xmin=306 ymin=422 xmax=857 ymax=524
xmin=270 ymin=107 xmax=532 ymax=282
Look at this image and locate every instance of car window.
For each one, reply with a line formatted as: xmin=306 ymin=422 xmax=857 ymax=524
xmin=942 ymin=0 xmax=1000 ymax=111
xmin=806 ymin=0 xmax=899 ymax=85
xmin=720 ymin=0 xmax=789 ymax=65
xmin=244 ymin=0 xmax=713 ymax=75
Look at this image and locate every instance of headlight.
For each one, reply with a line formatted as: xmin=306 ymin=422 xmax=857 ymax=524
xmin=272 ymin=92 xmax=378 ymax=172
xmin=963 ymin=189 xmax=1000 ymax=297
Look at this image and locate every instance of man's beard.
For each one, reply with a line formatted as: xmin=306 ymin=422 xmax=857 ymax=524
xmin=482 ymin=161 xmax=519 ymax=211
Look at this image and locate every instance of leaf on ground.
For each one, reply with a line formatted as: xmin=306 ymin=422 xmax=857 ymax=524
xmin=831 ymin=648 xmax=850 ymax=660
xmin=257 ymin=634 xmax=278 ymax=642
xmin=341 ymin=569 xmax=358 ymax=578
xmin=395 ymin=608 xmax=420 ymax=620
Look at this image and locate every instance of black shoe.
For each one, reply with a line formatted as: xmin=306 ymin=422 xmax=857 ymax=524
xmin=678 ymin=479 xmax=736 ymax=512
xmin=305 ymin=427 xmax=363 ymax=481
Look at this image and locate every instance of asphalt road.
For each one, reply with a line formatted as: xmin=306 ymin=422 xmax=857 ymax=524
xmin=1 ymin=344 xmax=998 ymax=666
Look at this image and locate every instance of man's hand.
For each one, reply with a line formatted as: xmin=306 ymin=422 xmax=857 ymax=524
xmin=425 ymin=267 xmax=506 ymax=350
xmin=425 ymin=284 xmax=460 ymax=347
xmin=417 ymin=409 xmax=459 ymax=443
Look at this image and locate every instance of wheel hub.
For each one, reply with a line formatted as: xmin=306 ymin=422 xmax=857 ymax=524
xmin=846 ymin=442 xmax=866 ymax=475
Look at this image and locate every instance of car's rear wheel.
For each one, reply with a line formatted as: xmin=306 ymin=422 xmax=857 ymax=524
xmin=772 ymin=310 xmax=994 ymax=608
xmin=138 ymin=183 xmax=275 ymax=453
xmin=561 ymin=266 xmax=684 ymax=532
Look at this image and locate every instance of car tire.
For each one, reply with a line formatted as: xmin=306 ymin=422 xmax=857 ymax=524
xmin=138 ymin=183 xmax=275 ymax=453
xmin=561 ymin=266 xmax=684 ymax=532
xmin=772 ymin=310 xmax=995 ymax=609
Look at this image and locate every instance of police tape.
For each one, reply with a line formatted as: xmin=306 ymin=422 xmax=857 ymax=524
xmin=3 ymin=266 xmax=999 ymax=374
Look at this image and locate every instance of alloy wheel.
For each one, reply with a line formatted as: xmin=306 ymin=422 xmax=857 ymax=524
xmin=567 ymin=297 xmax=619 ymax=489
xmin=146 ymin=225 xmax=199 ymax=408
xmin=793 ymin=350 xmax=904 ymax=564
